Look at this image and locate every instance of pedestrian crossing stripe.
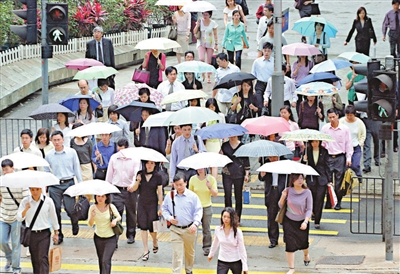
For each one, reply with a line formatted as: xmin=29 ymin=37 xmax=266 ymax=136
xmin=216 ymin=193 xmax=360 ymax=202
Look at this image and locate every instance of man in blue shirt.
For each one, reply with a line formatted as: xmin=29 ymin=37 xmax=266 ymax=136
xmin=92 ymin=133 xmax=117 ymax=180
xmin=162 ymin=174 xmax=203 ymax=274
xmin=45 ymin=131 xmax=83 ymax=243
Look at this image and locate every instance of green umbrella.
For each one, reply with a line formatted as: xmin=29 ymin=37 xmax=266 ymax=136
xmin=72 ymin=66 xmax=118 ymax=80
xmin=338 ymin=52 xmax=371 ymax=64
xmin=161 ymin=90 xmax=208 ymax=105
xmin=164 ymin=106 xmax=221 ymax=126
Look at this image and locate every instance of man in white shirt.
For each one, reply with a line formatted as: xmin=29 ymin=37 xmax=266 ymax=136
xmin=212 ymin=52 xmax=240 ymax=115
xmin=75 ymin=79 xmax=102 ymax=102
xmin=256 ymin=4 xmax=274 ymax=46
xmin=157 ymin=66 xmax=186 ymax=111
xmin=13 ymin=129 xmax=42 ymax=171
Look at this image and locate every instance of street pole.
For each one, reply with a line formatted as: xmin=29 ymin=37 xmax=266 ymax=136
xmin=41 ymin=0 xmax=49 ymax=129
xmin=270 ymin=0 xmax=284 ymax=117
xmin=384 ymin=137 xmax=393 ymax=261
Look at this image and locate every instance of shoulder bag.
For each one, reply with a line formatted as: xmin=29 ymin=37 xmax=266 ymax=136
xmin=275 ymin=189 xmax=287 ymax=224
xmin=74 ymin=195 xmax=90 ymax=221
xmin=132 ymin=65 xmax=150 ymax=84
xmin=195 ymin=20 xmax=202 ymax=40
xmin=21 ymin=196 xmax=45 ymax=247
xmin=109 ymin=205 xmax=124 ymax=235
xmin=168 ymin=25 xmax=178 ymax=41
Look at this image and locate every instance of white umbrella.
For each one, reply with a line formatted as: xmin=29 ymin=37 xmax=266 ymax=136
xmin=0 ymin=152 xmax=49 ymax=169
xmin=156 ymin=0 xmax=191 ymax=6
xmin=177 ymin=152 xmax=232 ymax=170
xmin=135 ymin=38 xmax=181 ymax=51
xmin=161 ymin=90 xmax=208 ymax=105
xmin=122 ymin=147 xmax=169 ymax=163
xmin=67 ymin=122 xmax=122 ymax=137
xmin=164 ymin=107 xmax=222 ymax=126
xmin=142 ymin=111 xmax=174 ymax=128
xmin=0 ymin=170 xmax=60 ymax=188
xmin=182 ymin=1 xmax=217 ymax=12
xmin=257 ymin=160 xmax=319 ymax=176
xmin=64 ymin=180 xmax=120 ymax=196
xmin=280 ymin=129 xmax=335 ymax=142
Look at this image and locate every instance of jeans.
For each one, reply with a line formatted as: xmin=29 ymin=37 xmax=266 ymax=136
xmin=201 ymin=206 xmax=212 ymax=251
xmin=217 ymin=259 xmax=242 ymax=274
xmin=0 ymin=220 xmax=22 ymax=271
xmin=351 ymin=145 xmax=362 ymax=177
xmin=227 ymin=50 xmax=243 ymax=69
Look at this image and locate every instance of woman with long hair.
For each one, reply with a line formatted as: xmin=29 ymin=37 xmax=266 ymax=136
xmin=208 ymin=207 xmax=248 ymax=274
xmin=297 ymin=96 xmax=324 ymax=130
xmin=131 ymin=160 xmax=163 ymax=261
xmin=70 ymin=122 xmax=93 ymax=182
xmin=94 ymin=78 xmax=115 ymax=123
xmin=172 ymin=6 xmax=191 ymax=63
xmin=52 ymin=112 xmax=71 ymax=145
xmin=279 ymin=174 xmax=312 ymax=274
xmin=34 ymin=127 xmax=54 ymax=158
xmin=88 ymin=194 xmax=121 ymax=274
xmin=141 ymin=50 xmax=166 ymax=89
xmin=182 ymin=72 xmax=203 ymax=90
xmin=344 ymin=7 xmax=377 ymax=56
xmin=279 ymin=106 xmax=303 ymax=159
xmin=71 ymin=98 xmax=96 ymax=125
xmin=291 ymin=56 xmax=314 ymax=113
xmin=223 ymin=0 xmax=247 ymax=27
xmin=230 ymin=80 xmax=259 ymax=125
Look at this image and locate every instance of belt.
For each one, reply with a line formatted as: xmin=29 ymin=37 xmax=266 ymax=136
xmin=60 ymin=178 xmax=74 ymax=183
xmin=257 ymin=80 xmax=267 ymax=85
xmin=329 ymin=153 xmax=344 ymax=158
xmin=272 ymin=186 xmax=278 ymax=190
xmin=173 ymin=222 xmax=193 ymax=229
xmin=32 ymin=229 xmax=49 ymax=233
xmin=116 ymin=186 xmax=129 ymax=191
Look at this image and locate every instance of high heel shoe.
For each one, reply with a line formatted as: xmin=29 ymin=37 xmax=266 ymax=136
xmin=304 ymin=254 xmax=311 ymax=266
xmin=142 ymin=251 xmax=150 ymax=261
xmin=286 ymin=268 xmax=295 ymax=274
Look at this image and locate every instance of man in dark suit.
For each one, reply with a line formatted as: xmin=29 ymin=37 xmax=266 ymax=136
xmin=85 ymin=26 xmax=116 ymax=89
xmin=258 ymin=156 xmax=287 ymax=248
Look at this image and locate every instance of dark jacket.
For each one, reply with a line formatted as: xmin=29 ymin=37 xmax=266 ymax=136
xmin=298 ymin=100 xmax=324 ymax=130
xmin=85 ymin=38 xmax=116 ymax=68
xmin=301 ymin=146 xmax=330 ymax=186
xmin=345 ymin=18 xmax=377 ymax=43
xmin=134 ymin=126 xmax=167 ymax=156
xmin=236 ymin=90 xmax=258 ymax=124
xmin=221 ymin=141 xmax=250 ymax=179
xmin=258 ymin=172 xmax=287 ymax=207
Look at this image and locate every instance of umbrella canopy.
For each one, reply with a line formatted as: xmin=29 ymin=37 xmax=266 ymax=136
xmin=122 ymin=147 xmax=169 ymax=162
xmin=214 ymin=72 xmax=256 ymax=90
xmin=135 ymin=38 xmax=181 ymax=50
xmin=233 ymin=140 xmax=293 ymax=158
xmin=59 ymin=95 xmax=101 ymax=112
xmin=297 ymin=72 xmax=341 ymax=87
xmin=296 ymin=82 xmax=338 ymax=96
xmin=195 ymin=123 xmax=248 ymax=139
xmin=182 ymin=1 xmax=217 ymax=12
xmin=0 ymin=170 xmax=60 ymax=188
xmin=164 ymin=107 xmax=222 ymax=126
xmin=178 ymin=152 xmax=232 ymax=169
xmin=72 ymin=66 xmax=118 ymax=80
xmin=282 ymin=42 xmax=322 ymax=56
xmin=338 ymin=52 xmax=371 ymax=64
xmin=142 ymin=111 xmax=174 ymax=127
xmin=67 ymin=123 xmax=122 ymax=137
xmin=310 ymin=59 xmax=353 ymax=73
xmin=64 ymin=180 xmax=120 ymax=196
xmin=155 ymin=0 xmax=191 ymax=5
xmin=292 ymin=16 xmax=338 ymax=38
xmin=241 ymin=116 xmax=290 ymax=137
xmin=257 ymin=160 xmax=319 ymax=176
xmin=0 ymin=152 xmax=49 ymax=169
xmin=65 ymin=58 xmax=104 ymax=71
xmin=116 ymin=101 xmax=160 ymax=122
xmin=175 ymin=61 xmax=216 ymax=74
xmin=114 ymin=83 xmax=163 ymax=106
xmin=29 ymin=103 xmax=75 ymax=120
xmin=161 ymin=90 xmax=208 ymax=105
xmin=280 ymin=129 xmax=335 ymax=142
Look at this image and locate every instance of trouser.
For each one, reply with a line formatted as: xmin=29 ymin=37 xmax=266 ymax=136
xmin=112 ymin=189 xmax=137 ymax=239
xmin=326 ymin=154 xmax=346 ymax=205
xmin=170 ymin=225 xmax=196 ymax=274
xmin=389 ymin=30 xmax=400 ymax=58
xmin=48 ymin=179 xmax=78 ymax=239
xmin=0 ymin=220 xmax=22 ymax=271
xmin=94 ymin=233 xmax=117 ymax=274
xmin=308 ymin=183 xmax=327 ymax=225
xmin=362 ymin=118 xmax=380 ymax=169
xmin=29 ymin=229 xmax=50 ymax=274
xmin=222 ymin=175 xmax=244 ymax=220
xmin=351 ymin=145 xmax=362 ymax=177
xmin=266 ymin=187 xmax=280 ymax=245
xmin=217 ymin=259 xmax=242 ymax=274
xmin=201 ymin=206 xmax=212 ymax=252
xmin=190 ymin=20 xmax=197 ymax=44
xmin=227 ymin=50 xmax=243 ymax=69
xmin=197 ymin=46 xmax=213 ymax=64
xmin=254 ymin=81 xmax=267 ymax=116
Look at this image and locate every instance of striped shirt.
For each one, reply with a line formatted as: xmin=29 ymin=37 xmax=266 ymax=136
xmin=0 ymin=186 xmax=29 ymax=223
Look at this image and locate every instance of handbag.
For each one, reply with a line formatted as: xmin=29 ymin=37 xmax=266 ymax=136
xmin=226 ymin=109 xmax=238 ymax=124
xmin=75 ymin=195 xmax=90 ymax=221
xmin=109 ymin=206 xmax=124 ymax=235
xmin=49 ymin=247 xmax=62 ymax=272
xmin=168 ymin=26 xmax=178 ymax=41
xmin=132 ymin=65 xmax=150 ymax=84
xmin=158 ymin=163 xmax=169 ymax=188
xmin=275 ymin=196 xmax=287 ymax=224
xmin=94 ymin=108 xmax=104 ymax=118
xmin=327 ymin=184 xmax=338 ymax=208
xmin=241 ymin=37 xmax=248 ymax=49
xmin=153 ymin=216 xmax=169 ymax=232
xmin=21 ymin=197 xmax=45 ymax=247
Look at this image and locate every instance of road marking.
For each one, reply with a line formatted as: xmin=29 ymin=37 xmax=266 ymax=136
xmin=211 ymin=214 xmax=347 ymax=224
xmin=216 ymin=193 xmax=360 ymax=202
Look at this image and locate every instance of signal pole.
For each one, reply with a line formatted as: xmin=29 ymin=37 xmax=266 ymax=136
xmin=41 ymin=0 xmax=49 ymax=128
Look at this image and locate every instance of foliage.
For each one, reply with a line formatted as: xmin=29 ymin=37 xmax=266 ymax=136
xmin=144 ymin=0 xmax=173 ymax=25
xmin=121 ymin=0 xmax=151 ymax=31
xmin=71 ymin=0 xmax=108 ymax=37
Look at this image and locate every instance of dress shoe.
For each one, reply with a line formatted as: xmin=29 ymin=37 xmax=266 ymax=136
xmin=394 ymin=147 xmax=399 ymax=152
xmin=127 ymin=235 xmax=135 ymax=244
xmin=334 ymin=203 xmax=341 ymax=210
xmin=304 ymin=254 xmax=311 ymax=266
xmin=363 ymin=167 xmax=371 ymax=173
xmin=375 ymin=161 xmax=380 ymax=166
xmin=72 ymin=224 xmax=79 ymax=235
xmin=203 ymin=249 xmax=210 ymax=256
xmin=268 ymin=243 xmax=276 ymax=248
xmin=380 ymin=153 xmax=386 ymax=158
xmin=314 ymin=224 xmax=320 ymax=229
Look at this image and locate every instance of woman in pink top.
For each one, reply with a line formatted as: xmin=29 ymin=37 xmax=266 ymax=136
xmin=208 ymin=207 xmax=248 ymax=274
xmin=278 ymin=174 xmax=313 ymax=274
xmin=279 ymin=106 xmax=303 ymax=160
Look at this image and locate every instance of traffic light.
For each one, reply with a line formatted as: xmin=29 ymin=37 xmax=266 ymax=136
xmin=353 ymin=60 xmax=380 ymax=114
xmin=46 ymin=3 xmax=68 ymax=45
xmin=369 ymin=70 xmax=397 ymax=122
xmin=10 ymin=0 xmax=38 ymax=44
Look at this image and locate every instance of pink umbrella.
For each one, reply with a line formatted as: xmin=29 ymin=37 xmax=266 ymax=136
xmin=282 ymin=43 xmax=322 ymax=56
xmin=241 ymin=116 xmax=290 ymax=137
xmin=114 ymin=83 xmax=163 ymax=107
xmin=65 ymin=58 xmax=105 ymax=71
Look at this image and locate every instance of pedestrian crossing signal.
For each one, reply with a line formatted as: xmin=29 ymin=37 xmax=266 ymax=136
xmin=46 ymin=3 xmax=68 ymax=45
xmin=369 ymin=71 xmax=397 ymax=122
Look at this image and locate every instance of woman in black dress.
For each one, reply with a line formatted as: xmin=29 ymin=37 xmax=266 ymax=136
xmin=141 ymin=50 xmax=166 ymax=89
xmin=131 ymin=160 xmax=163 ymax=261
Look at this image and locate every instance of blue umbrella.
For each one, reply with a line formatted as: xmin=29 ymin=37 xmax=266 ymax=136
xmin=59 ymin=95 xmax=100 ymax=112
xmin=116 ymin=101 xmax=160 ymax=122
xmin=310 ymin=59 xmax=353 ymax=73
xmin=195 ymin=123 xmax=248 ymax=139
xmin=292 ymin=16 xmax=338 ymax=38
xmin=297 ymin=72 xmax=341 ymax=87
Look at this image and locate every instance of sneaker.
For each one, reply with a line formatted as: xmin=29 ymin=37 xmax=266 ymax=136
xmin=26 ymin=249 xmax=30 ymax=257
xmin=4 ymin=261 xmax=12 ymax=272
xmin=13 ymin=270 xmax=22 ymax=274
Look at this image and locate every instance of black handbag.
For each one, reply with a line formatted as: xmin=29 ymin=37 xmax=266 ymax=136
xmin=75 ymin=196 xmax=90 ymax=221
xmin=95 ymin=108 xmax=104 ymax=118
xmin=109 ymin=206 xmax=124 ymax=235
xmin=158 ymin=164 xmax=169 ymax=188
xmin=21 ymin=197 xmax=45 ymax=247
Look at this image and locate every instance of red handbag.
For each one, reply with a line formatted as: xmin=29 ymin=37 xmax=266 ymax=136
xmin=132 ymin=65 xmax=150 ymax=84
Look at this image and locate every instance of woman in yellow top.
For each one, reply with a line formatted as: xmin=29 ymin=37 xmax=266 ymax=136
xmin=88 ymin=194 xmax=121 ymax=274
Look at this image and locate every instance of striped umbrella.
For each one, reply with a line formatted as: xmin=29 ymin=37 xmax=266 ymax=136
xmin=280 ymin=129 xmax=335 ymax=142
xmin=233 ymin=140 xmax=293 ymax=158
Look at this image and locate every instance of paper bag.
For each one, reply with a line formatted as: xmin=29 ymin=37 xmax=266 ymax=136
xmin=49 ymin=247 xmax=62 ymax=272
xmin=327 ymin=184 xmax=337 ymax=209
xmin=153 ymin=217 xmax=169 ymax=232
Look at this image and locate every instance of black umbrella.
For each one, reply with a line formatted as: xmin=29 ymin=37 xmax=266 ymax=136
xmin=213 ymin=72 xmax=257 ymax=90
xmin=116 ymin=101 xmax=160 ymax=122
xmin=297 ymin=72 xmax=341 ymax=87
xmin=29 ymin=103 xmax=75 ymax=120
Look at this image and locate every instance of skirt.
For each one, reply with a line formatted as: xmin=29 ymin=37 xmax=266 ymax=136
xmin=81 ymin=163 xmax=93 ymax=181
xmin=283 ymin=215 xmax=309 ymax=252
xmin=175 ymin=34 xmax=189 ymax=54
xmin=137 ymin=201 xmax=158 ymax=232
